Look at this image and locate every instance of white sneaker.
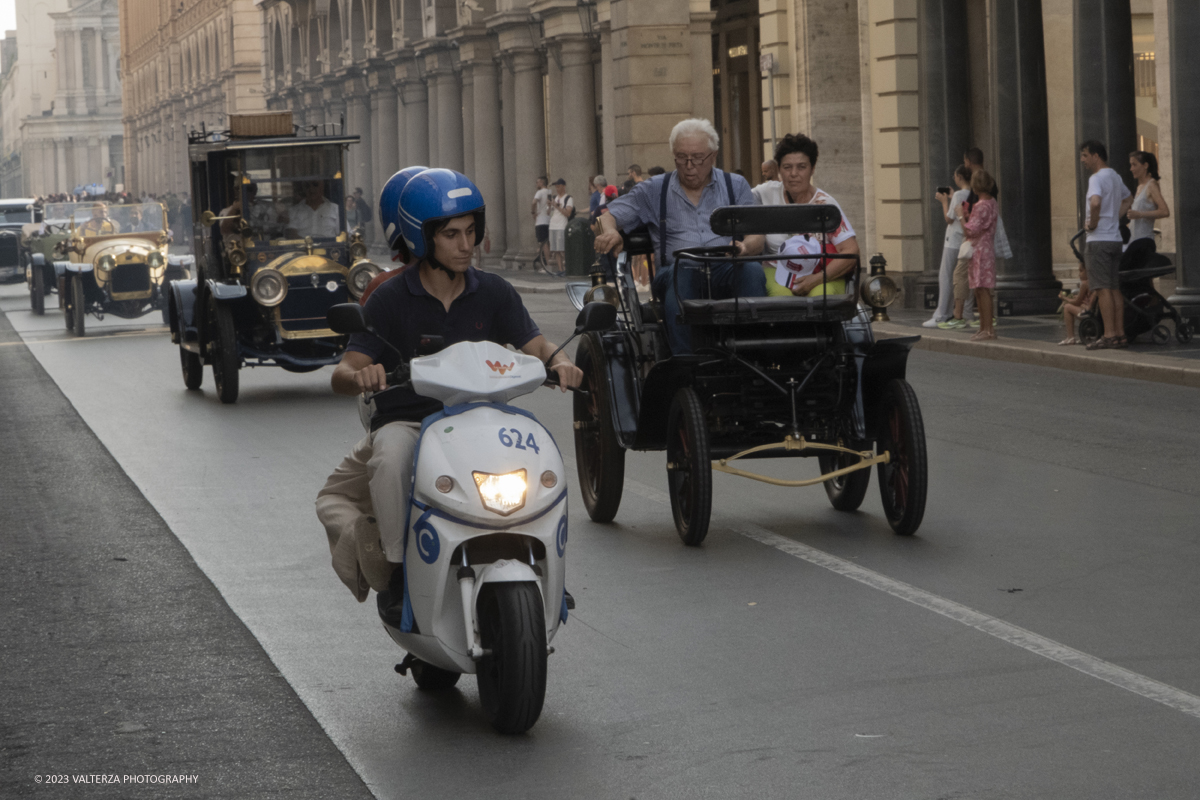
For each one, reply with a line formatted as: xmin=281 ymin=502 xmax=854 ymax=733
xmin=922 ymin=317 xmax=941 ymax=328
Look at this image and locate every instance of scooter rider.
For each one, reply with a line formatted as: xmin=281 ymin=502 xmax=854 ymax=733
xmin=315 ymin=169 xmax=584 ymax=616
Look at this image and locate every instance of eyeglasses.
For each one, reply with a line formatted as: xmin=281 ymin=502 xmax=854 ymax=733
xmin=673 ymin=152 xmax=715 ymax=168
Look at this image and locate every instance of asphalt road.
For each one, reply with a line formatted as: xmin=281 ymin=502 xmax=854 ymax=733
xmin=1 ymin=279 xmax=1198 ymax=799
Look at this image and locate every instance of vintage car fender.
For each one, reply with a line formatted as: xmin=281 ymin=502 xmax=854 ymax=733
xmin=52 ymin=260 xmax=71 ymax=279
xmin=169 ymin=279 xmax=200 ymax=347
xmin=206 ymin=279 xmax=247 ymax=302
xmin=30 ymin=253 xmax=45 ymax=268
xmin=61 ymin=261 xmax=93 ymax=274
xmin=861 ymin=335 xmax=920 ymax=440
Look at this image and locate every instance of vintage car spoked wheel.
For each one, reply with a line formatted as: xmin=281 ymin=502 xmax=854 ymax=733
xmin=70 ymin=275 xmax=86 ymax=337
xmin=180 ymin=346 xmax=203 ymax=391
xmin=818 ymin=443 xmax=872 ymax=512
xmin=876 ymin=379 xmax=928 ymax=536
xmin=30 ymin=263 xmax=45 ymax=316
xmin=209 ymin=300 xmax=240 ymax=404
xmin=475 ymin=582 xmax=547 ymax=735
xmin=408 ymin=658 xmax=461 ymax=691
xmin=666 ymin=387 xmax=712 ymax=547
xmin=573 ymin=333 xmax=625 ymax=523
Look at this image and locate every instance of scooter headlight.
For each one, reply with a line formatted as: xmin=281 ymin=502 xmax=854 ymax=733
xmin=472 ymin=469 xmax=527 ymax=516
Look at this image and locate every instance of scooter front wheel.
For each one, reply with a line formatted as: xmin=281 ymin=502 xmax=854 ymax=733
xmin=475 ymin=582 xmax=547 ymax=735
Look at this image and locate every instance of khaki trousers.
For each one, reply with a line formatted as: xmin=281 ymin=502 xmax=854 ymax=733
xmin=315 ymin=421 xmax=421 ymax=601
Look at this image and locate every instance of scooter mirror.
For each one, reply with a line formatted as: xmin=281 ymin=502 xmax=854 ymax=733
xmin=575 ymin=301 xmax=618 ymax=333
xmin=327 ymin=303 xmax=373 ymax=335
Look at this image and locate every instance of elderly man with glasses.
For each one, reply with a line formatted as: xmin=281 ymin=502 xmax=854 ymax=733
xmin=595 ymin=118 xmax=766 ymax=354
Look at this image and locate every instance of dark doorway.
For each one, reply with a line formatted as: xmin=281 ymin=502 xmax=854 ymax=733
xmin=711 ymin=0 xmax=762 ymax=184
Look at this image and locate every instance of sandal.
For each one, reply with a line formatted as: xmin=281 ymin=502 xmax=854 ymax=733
xmin=1113 ymin=335 xmax=1129 ymax=348
xmin=1057 ymin=337 xmax=1079 ymax=346
xmin=1086 ymin=337 xmax=1116 ymax=350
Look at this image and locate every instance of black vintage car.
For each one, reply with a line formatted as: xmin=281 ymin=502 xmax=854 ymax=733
xmin=0 ymin=198 xmax=40 ymax=283
xmin=569 ymin=204 xmax=926 ymax=545
xmin=169 ymin=116 xmax=381 ymax=404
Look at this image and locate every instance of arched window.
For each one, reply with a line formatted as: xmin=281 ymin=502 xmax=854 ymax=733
xmin=375 ymin=0 xmax=393 ymax=54
xmin=328 ymin=1 xmax=343 ymax=69
xmin=350 ymin=0 xmax=366 ymax=61
xmin=273 ymin=24 xmax=285 ymax=84
xmin=290 ymin=23 xmax=302 ymax=82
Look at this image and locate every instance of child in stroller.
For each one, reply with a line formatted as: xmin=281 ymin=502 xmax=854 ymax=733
xmin=1069 ymin=230 xmax=1193 ymax=345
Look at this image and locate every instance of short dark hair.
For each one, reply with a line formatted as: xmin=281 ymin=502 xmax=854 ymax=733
xmin=774 ymin=133 xmax=819 ymax=169
xmin=628 ymin=164 xmax=643 ymax=176
xmin=1080 ymin=140 xmax=1108 ymax=162
xmin=647 ymin=166 xmax=665 ymax=176
xmin=1131 ymin=150 xmax=1160 ymax=181
xmin=954 ymin=164 xmax=973 ymax=183
xmin=537 ymin=175 xmax=548 ymax=184
xmin=964 ymin=147 xmax=984 ymax=167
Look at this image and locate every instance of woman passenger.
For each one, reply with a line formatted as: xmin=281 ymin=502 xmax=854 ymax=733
xmin=755 ymin=133 xmax=860 ymax=297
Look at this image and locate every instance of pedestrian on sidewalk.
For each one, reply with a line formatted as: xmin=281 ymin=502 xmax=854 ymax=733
xmin=1119 ymin=150 xmax=1170 ymax=272
xmin=548 ymin=179 xmax=574 ymax=277
xmin=531 ymin=176 xmax=552 ymax=270
xmin=1058 ymin=263 xmax=1095 ymax=345
xmin=962 ymin=169 xmax=999 ymax=341
xmin=1080 ymin=140 xmax=1131 ymax=350
xmin=926 ymin=165 xmax=973 ymax=328
xmin=589 ymin=175 xmax=608 ymax=222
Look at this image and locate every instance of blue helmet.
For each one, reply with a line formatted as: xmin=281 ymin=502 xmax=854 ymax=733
xmin=397 ymin=169 xmax=485 ymax=260
xmin=378 ymin=165 xmax=428 ymax=250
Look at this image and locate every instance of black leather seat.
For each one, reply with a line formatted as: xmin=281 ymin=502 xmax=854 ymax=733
xmin=679 ymin=293 xmax=858 ymax=325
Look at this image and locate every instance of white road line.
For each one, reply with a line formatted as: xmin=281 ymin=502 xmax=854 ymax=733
xmin=614 ymin=475 xmax=1200 ymax=720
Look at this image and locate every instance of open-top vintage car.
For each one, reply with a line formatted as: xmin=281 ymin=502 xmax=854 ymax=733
xmin=569 ymin=203 xmax=927 ymax=545
xmin=1 ymin=198 xmax=40 ymax=283
xmin=168 ymin=114 xmax=378 ymax=403
xmin=42 ymin=202 xmax=190 ymax=333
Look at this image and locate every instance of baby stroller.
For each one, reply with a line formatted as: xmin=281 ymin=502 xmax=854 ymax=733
xmin=1069 ymin=230 xmax=1194 ymax=345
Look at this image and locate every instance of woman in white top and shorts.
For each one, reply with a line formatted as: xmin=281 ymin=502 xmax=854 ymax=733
xmin=752 ymin=133 xmax=860 ymax=297
xmin=1120 ymin=150 xmax=1170 ymax=271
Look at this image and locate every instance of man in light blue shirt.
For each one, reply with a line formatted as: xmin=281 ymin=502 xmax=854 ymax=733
xmin=595 ymin=118 xmax=766 ymax=354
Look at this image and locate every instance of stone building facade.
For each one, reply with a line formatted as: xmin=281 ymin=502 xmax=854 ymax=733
xmin=118 ymin=0 xmax=268 ymax=196
xmin=0 ymin=0 xmax=124 ymax=197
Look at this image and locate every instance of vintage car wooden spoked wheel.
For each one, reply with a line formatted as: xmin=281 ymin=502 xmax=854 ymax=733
xmin=876 ymin=379 xmax=928 ymax=536
xmin=70 ymin=275 xmax=86 ymax=337
xmin=208 ymin=299 xmax=240 ymax=404
xmin=818 ymin=443 xmax=872 ymax=511
xmin=29 ymin=262 xmax=45 ymax=316
xmin=180 ymin=344 xmax=203 ymax=391
xmin=666 ymin=387 xmax=712 ymax=546
xmin=572 ymin=333 xmax=626 ymax=523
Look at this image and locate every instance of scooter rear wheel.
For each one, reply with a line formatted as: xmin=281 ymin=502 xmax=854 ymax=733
xmin=475 ymin=582 xmax=547 ymax=734
xmin=410 ymin=659 xmax=461 ymax=691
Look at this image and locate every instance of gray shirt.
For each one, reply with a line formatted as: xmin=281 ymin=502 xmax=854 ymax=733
xmin=605 ymin=168 xmax=755 ymax=266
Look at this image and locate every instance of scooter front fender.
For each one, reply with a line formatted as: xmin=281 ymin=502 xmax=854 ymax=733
xmin=472 ymin=560 xmax=542 ymax=609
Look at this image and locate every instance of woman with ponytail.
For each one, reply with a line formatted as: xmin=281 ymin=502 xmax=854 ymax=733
xmin=1120 ymin=150 xmax=1170 ymax=271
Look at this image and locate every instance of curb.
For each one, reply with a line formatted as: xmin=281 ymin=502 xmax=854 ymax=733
xmin=874 ymin=322 xmax=1200 ymax=389
xmin=509 ymin=281 xmax=569 ymax=295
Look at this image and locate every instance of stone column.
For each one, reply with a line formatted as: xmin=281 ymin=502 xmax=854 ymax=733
xmin=345 ymin=76 xmax=372 ymax=201
xmin=916 ymin=0 xmax=972 ymax=306
xmin=990 ymin=0 xmax=1060 ymax=313
xmin=1073 ymin=0 xmax=1137 ymax=217
xmin=461 ymin=65 xmax=476 ymax=180
xmin=546 ymin=44 xmax=564 ymax=181
xmin=501 ymin=57 xmax=520 ymax=268
xmin=559 ymin=38 xmax=598 ymax=205
xmin=426 ymin=71 xmax=440 ymax=167
xmin=401 ymin=76 xmax=430 ymax=166
xmin=598 ymin=24 xmax=617 ymax=177
xmin=1167 ymin=0 xmax=1200 ymax=317
xmin=513 ymin=50 xmax=547 ymax=261
xmin=374 ymin=83 xmax=400 ymax=180
xmin=434 ymin=67 xmax=464 ymax=173
xmin=470 ymin=56 xmax=506 ymax=266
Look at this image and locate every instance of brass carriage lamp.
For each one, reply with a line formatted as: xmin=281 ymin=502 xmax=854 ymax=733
xmin=584 ymin=267 xmax=621 ymax=307
xmin=861 ymin=253 xmax=900 ymax=322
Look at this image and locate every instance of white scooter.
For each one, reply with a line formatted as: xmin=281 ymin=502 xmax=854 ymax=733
xmin=328 ymin=301 xmax=616 ymax=734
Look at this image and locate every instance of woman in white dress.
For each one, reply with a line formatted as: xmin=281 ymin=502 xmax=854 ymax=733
xmin=752 ymin=133 xmax=860 ymax=297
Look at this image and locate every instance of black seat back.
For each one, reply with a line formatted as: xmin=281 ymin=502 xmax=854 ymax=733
xmin=709 ymin=204 xmax=843 ymax=238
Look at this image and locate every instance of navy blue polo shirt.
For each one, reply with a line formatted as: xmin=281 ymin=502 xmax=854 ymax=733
xmin=349 ymin=266 xmax=541 ymax=428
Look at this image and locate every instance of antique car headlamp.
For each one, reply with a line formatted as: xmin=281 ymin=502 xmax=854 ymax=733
xmin=147 ymin=251 xmax=165 ymax=269
xmin=250 ymin=267 xmax=287 ymax=307
xmin=584 ymin=283 xmax=621 ymax=307
xmin=472 ymin=469 xmax=527 ymax=516
xmin=860 ymin=274 xmax=899 ymax=309
xmin=347 ymin=259 xmax=382 ymax=300
xmin=97 ymin=255 xmax=116 ymax=273
xmin=228 ymin=244 xmax=248 ymax=268
xmin=349 ymin=240 xmax=369 ymax=261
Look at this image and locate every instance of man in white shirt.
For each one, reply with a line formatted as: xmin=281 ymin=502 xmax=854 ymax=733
xmin=288 ymin=180 xmax=341 ymax=239
xmin=548 ymin=178 xmax=574 ymax=276
xmin=1080 ymin=140 xmax=1131 ymax=349
xmin=531 ymin=176 xmax=551 ymax=269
